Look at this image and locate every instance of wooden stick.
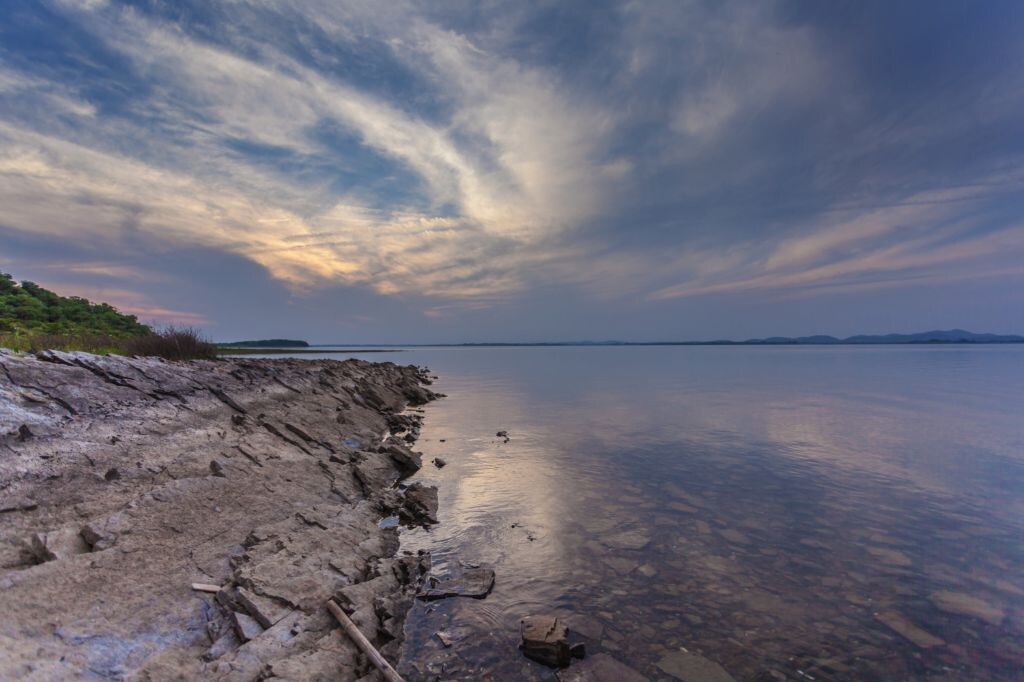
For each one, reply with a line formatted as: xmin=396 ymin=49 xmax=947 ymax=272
xmin=327 ymin=600 xmax=405 ymax=682
xmin=191 ymin=582 xmax=222 ymax=593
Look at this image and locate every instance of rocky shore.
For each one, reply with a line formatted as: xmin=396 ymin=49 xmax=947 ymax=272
xmin=0 ymin=350 xmax=440 ymax=680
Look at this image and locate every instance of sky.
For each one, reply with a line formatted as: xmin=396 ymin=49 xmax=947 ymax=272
xmin=1 ymin=0 xmax=1023 ymax=343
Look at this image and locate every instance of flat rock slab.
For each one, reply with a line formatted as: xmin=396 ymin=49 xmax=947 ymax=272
xmin=521 ymin=614 xmax=571 ymax=668
xmin=656 ymin=651 xmax=736 ymax=682
xmin=929 ymin=590 xmax=1004 ymax=625
xmin=558 ymin=653 xmax=649 ymax=681
xmin=874 ymin=610 xmax=945 ymax=648
xmin=417 ymin=565 xmax=495 ymax=601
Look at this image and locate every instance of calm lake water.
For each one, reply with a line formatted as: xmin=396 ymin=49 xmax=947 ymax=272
xmin=270 ymin=345 xmax=1024 ymax=680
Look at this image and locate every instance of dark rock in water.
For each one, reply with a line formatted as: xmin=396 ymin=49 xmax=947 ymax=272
xmin=417 ymin=564 xmax=495 ymax=601
xmin=520 ymin=614 xmax=571 ymax=668
xmin=656 ymin=651 xmax=736 ymax=682
xmin=400 ymin=483 xmax=438 ymax=525
xmin=557 ymin=653 xmax=649 ymax=681
xmin=432 ymin=457 xmax=447 ymax=468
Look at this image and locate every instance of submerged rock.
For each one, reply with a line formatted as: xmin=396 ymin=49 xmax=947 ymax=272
xmin=520 ymin=614 xmax=571 ymax=668
xmin=417 ymin=565 xmax=495 ymax=601
xmin=557 ymin=653 xmax=648 ymax=681
xmin=656 ymin=650 xmax=735 ymax=682
xmin=874 ymin=610 xmax=945 ymax=648
xmin=929 ymin=590 xmax=1004 ymax=625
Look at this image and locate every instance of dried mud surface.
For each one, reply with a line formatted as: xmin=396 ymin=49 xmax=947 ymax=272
xmin=0 ymin=350 xmax=439 ymax=680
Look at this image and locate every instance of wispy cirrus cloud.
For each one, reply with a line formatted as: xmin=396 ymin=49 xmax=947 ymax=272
xmin=0 ymin=0 xmax=1022 ymax=339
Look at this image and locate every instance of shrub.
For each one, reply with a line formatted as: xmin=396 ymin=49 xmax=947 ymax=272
xmin=122 ymin=327 xmax=218 ymax=361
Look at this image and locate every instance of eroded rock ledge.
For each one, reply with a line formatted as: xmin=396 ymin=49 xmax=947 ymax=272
xmin=0 ymin=350 xmax=440 ymax=680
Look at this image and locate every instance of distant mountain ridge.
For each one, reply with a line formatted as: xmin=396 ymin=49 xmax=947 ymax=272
xmin=729 ymin=329 xmax=1024 ymax=345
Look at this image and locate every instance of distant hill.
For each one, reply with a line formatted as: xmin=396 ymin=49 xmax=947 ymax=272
xmin=219 ymin=339 xmax=310 ymax=348
xmin=0 ymin=272 xmax=150 ymax=338
xmin=736 ymin=329 xmax=1024 ymax=345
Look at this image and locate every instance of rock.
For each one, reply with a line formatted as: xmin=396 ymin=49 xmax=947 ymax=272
xmin=0 ymin=496 xmax=38 ymax=514
xmin=571 ymin=642 xmax=586 ymax=659
xmin=104 ymin=467 xmax=120 ymax=481
xmin=400 ymin=483 xmax=438 ymax=525
xmin=602 ymin=528 xmax=651 ymax=550
xmin=17 ymin=424 xmax=33 ymax=441
xmin=231 ymin=413 xmax=246 ymax=426
xmin=417 ymin=565 xmax=495 ymax=601
xmin=231 ymin=610 xmax=264 ymax=642
xmin=435 ymin=631 xmax=453 ymax=648
xmin=565 ymin=614 xmax=604 ymax=640
xmin=656 ymin=651 xmax=736 ymax=682
xmin=874 ymin=611 xmax=944 ymax=649
xmin=557 ymin=653 xmax=649 ymax=681
xmin=928 ymin=590 xmax=1004 ymax=625
xmin=209 ymin=460 xmax=227 ymax=477
xmin=520 ymin=614 xmax=571 ymax=668
xmin=496 ymin=431 xmax=508 ymax=438
xmin=236 ymin=586 xmax=290 ymax=628
xmin=381 ymin=442 xmax=422 ymax=477
xmin=866 ymin=546 xmax=912 ymax=567
xmin=29 ymin=527 xmax=90 ymax=562
xmin=432 ymin=457 xmax=447 ymax=468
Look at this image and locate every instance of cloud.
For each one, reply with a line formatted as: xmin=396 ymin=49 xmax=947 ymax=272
xmin=1 ymin=0 xmax=1022 ymax=339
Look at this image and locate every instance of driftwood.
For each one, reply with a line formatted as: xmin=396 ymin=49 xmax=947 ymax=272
xmin=327 ymin=599 xmax=405 ymax=682
xmin=191 ymin=582 xmax=222 ymax=593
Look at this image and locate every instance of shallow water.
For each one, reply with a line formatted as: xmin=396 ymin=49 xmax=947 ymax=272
xmin=271 ymin=345 xmax=1024 ymax=680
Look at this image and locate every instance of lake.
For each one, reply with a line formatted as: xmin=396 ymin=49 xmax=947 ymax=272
xmin=264 ymin=345 xmax=1024 ymax=680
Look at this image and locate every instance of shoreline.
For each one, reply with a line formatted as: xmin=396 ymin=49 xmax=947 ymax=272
xmin=0 ymin=350 xmax=439 ymax=679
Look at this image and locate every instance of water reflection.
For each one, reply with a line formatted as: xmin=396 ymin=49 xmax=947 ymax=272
xmin=319 ymin=346 xmax=1024 ymax=679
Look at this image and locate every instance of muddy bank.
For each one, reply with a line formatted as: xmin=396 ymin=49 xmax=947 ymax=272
xmin=0 ymin=350 xmax=439 ymax=680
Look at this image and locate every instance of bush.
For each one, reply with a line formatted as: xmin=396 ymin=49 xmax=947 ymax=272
xmin=0 ymin=326 xmax=219 ymax=360
xmin=122 ymin=327 xmax=218 ymax=361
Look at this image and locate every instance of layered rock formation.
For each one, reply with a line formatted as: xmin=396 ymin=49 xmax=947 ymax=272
xmin=0 ymin=350 xmax=439 ymax=680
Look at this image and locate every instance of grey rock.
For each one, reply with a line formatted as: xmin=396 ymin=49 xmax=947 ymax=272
xmin=232 ymin=611 xmax=264 ymax=642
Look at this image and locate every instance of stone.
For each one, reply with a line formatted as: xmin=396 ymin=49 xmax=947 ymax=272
xmin=382 ymin=442 xmax=422 ymax=477
xmin=602 ymin=529 xmax=651 ymax=550
xmin=435 ymin=631 xmax=453 ymax=648
xmin=866 ymin=546 xmax=912 ymax=567
xmin=565 ymin=614 xmax=604 ymax=640
xmin=231 ymin=611 xmax=264 ymax=642
xmin=874 ymin=611 xmax=944 ymax=648
xmin=929 ymin=590 xmax=1004 ymax=625
xmin=400 ymin=483 xmax=439 ymax=526
xmin=417 ymin=565 xmax=495 ymax=601
xmin=557 ymin=653 xmax=649 ymax=681
xmin=104 ymin=467 xmax=120 ymax=481
xmin=236 ymin=586 xmax=290 ymax=628
xmin=432 ymin=457 xmax=447 ymax=468
xmin=521 ymin=615 xmax=571 ymax=668
xmin=656 ymin=651 xmax=736 ymax=682
xmin=209 ymin=460 xmax=227 ymax=477
xmin=29 ymin=527 xmax=90 ymax=562
xmin=571 ymin=642 xmax=586 ymax=659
